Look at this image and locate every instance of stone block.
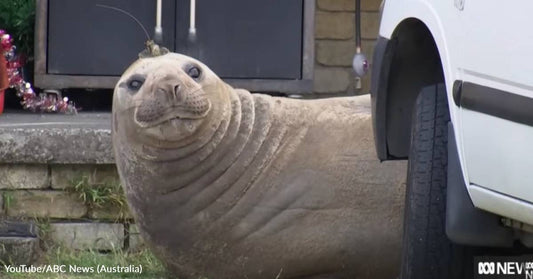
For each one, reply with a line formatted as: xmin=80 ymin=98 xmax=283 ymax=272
xmin=0 ymin=164 xmax=49 ymax=189
xmin=314 ymin=67 xmax=351 ymax=93
xmin=0 ymin=112 xmax=113 ymax=164
xmin=317 ymin=0 xmax=382 ymax=12
xmin=89 ymin=203 xmax=132 ymax=221
xmin=127 ymin=224 xmax=145 ymax=252
xmin=0 ymin=221 xmax=38 ymax=237
xmin=0 ymin=237 xmax=40 ymax=265
xmin=316 ymin=39 xmax=375 ymax=67
xmin=362 ymin=0 xmax=383 ymax=11
xmin=317 ymin=0 xmax=355 ymax=11
xmin=361 ymin=12 xmax=380 ymax=39
xmin=315 ymin=11 xmax=354 ymax=40
xmin=362 ymin=39 xmax=376 ymax=63
xmin=7 ymin=191 xmax=87 ymax=219
xmin=317 ymin=40 xmax=356 ymax=67
xmin=51 ymin=164 xmax=120 ymax=190
xmin=50 ymin=223 xmax=124 ymax=251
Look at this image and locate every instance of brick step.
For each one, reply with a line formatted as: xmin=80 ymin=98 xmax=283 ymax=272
xmin=0 ymin=112 xmax=112 ymax=164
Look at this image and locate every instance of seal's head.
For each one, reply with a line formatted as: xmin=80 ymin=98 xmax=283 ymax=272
xmin=113 ymin=53 xmax=228 ymax=148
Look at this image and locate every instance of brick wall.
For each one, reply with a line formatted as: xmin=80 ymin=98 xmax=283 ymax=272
xmin=314 ymin=0 xmax=381 ymax=95
xmin=0 ymin=164 xmax=143 ymax=252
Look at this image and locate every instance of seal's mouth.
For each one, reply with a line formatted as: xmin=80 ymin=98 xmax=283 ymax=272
xmin=136 ymin=109 xmax=208 ymax=143
xmin=133 ymin=84 xmax=212 ymax=129
xmin=134 ymin=105 xmax=210 ymax=128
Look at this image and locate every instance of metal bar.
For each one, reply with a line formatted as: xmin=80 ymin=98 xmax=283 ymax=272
xmin=302 ymin=0 xmax=315 ymax=83
xmin=34 ymin=0 xmax=48 ymax=81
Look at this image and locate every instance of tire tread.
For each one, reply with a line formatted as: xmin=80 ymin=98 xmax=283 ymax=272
xmin=401 ymin=84 xmax=466 ymax=279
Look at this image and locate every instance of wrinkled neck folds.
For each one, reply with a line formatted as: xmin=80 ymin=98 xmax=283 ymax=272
xmin=127 ymin=86 xmax=292 ymax=198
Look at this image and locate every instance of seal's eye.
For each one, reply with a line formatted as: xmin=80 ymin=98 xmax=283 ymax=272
xmin=127 ymin=75 xmax=145 ymax=91
xmin=187 ymin=66 xmax=201 ymax=80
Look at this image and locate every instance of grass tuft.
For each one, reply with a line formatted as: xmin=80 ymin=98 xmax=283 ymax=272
xmin=71 ymin=176 xmax=127 ymax=210
xmin=2 ymin=191 xmax=15 ymax=212
xmin=69 ymin=175 xmax=130 ymax=221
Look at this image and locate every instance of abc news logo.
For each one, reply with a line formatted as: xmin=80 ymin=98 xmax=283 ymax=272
xmin=477 ymin=260 xmax=533 ymax=278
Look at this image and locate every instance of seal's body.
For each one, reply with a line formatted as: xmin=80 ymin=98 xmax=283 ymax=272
xmin=113 ymin=53 xmax=404 ymax=279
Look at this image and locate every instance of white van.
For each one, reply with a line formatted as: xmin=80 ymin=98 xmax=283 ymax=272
xmin=371 ymin=1 xmax=533 ymax=278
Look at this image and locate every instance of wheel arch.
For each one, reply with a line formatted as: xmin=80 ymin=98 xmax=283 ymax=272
xmin=372 ymin=2 xmax=456 ymax=161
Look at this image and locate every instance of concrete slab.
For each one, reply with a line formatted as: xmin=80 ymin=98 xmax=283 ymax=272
xmin=0 ymin=221 xmax=40 ymax=265
xmin=0 ymin=112 xmax=113 ymax=164
xmin=7 ymin=191 xmax=87 ymax=219
xmin=0 ymin=236 xmax=40 ymax=265
xmin=50 ymin=222 xmax=124 ymax=251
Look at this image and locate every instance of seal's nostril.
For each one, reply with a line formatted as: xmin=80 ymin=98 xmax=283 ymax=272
xmin=173 ymin=84 xmax=182 ymax=102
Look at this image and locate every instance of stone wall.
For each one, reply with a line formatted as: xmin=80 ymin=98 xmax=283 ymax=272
xmin=0 ymin=164 xmax=142 ymax=252
xmin=314 ymin=0 xmax=381 ymax=95
xmin=0 ymin=113 xmax=144 ymax=257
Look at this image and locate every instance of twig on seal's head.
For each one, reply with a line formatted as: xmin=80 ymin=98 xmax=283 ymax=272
xmin=95 ymin=4 xmax=169 ymax=58
xmin=139 ymin=40 xmax=169 ymax=58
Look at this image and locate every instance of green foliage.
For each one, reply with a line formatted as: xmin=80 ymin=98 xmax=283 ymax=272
xmin=2 ymin=191 xmax=15 ymax=211
xmin=0 ymin=0 xmax=35 ymax=58
xmin=33 ymin=217 xmax=52 ymax=249
xmin=71 ymin=176 xmax=128 ymax=211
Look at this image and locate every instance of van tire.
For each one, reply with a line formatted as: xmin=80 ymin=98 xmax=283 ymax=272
xmin=400 ymin=84 xmax=471 ymax=279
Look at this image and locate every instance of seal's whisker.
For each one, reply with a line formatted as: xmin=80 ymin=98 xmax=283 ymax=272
xmin=96 ymin=4 xmax=150 ymax=41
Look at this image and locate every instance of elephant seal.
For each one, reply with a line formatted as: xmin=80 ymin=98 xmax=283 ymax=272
xmin=112 ymin=53 xmax=405 ymax=279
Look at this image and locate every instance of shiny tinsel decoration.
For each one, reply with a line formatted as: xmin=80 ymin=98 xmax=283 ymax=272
xmin=0 ymin=29 xmax=77 ymax=113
